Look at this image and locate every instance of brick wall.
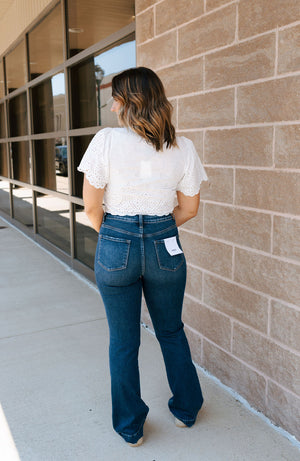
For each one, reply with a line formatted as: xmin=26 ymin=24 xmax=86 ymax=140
xmin=136 ymin=0 xmax=300 ymax=440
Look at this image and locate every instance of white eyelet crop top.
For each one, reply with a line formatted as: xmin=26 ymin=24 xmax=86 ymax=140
xmin=77 ymin=127 xmax=208 ymax=216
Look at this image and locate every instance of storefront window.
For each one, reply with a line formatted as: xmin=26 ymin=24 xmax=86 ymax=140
xmin=75 ymin=204 xmax=97 ymax=268
xmin=31 ymin=72 xmax=66 ymax=133
xmin=0 ymin=61 xmax=5 ymax=99
xmin=34 ymin=137 xmax=69 ymax=194
xmin=0 ymin=143 xmax=8 ymax=177
xmin=0 ymin=180 xmax=10 ymax=215
xmin=12 ymin=185 xmax=33 ymax=228
xmin=9 ymin=93 xmax=28 ymax=137
xmin=67 ymin=0 xmax=135 ymax=57
xmin=70 ymin=34 xmax=135 ymax=129
xmin=29 ymin=2 xmax=64 ymax=80
xmin=6 ymin=40 xmax=27 ymax=93
xmin=11 ymin=142 xmax=30 ymax=183
xmin=0 ymin=103 xmax=6 ymax=138
xmin=37 ymin=194 xmax=70 ymax=253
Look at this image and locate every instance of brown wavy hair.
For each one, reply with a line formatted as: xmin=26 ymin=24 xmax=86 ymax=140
xmin=111 ymin=67 xmax=177 ymax=151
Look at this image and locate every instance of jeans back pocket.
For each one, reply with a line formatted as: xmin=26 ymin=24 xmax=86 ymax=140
xmin=97 ymin=235 xmax=131 ymax=271
xmin=154 ymin=236 xmax=185 ymax=272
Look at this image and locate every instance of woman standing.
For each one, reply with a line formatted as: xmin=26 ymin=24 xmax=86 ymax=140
xmin=78 ymin=67 xmax=207 ymax=447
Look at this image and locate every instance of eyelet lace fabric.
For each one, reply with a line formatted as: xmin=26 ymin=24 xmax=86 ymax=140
xmin=77 ymin=127 xmax=208 ymax=216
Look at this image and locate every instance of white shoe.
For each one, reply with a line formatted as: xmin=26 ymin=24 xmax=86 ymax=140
xmin=174 ymin=417 xmax=188 ymax=428
xmin=127 ymin=436 xmax=144 ymax=447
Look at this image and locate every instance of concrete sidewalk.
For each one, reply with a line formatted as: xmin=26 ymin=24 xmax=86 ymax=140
xmin=0 ymin=216 xmax=299 ymax=461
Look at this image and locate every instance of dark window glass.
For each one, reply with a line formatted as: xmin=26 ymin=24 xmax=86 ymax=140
xmin=31 ymin=72 xmax=66 ymax=133
xmin=29 ymin=2 xmax=64 ymax=80
xmin=75 ymin=204 xmax=97 ymax=268
xmin=34 ymin=138 xmax=69 ymax=194
xmin=67 ymin=0 xmax=135 ymax=58
xmin=70 ymin=34 xmax=135 ymax=129
xmin=9 ymin=93 xmax=28 ymax=137
xmin=71 ymin=135 xmax=93 ymax=198
xmin=0 ymin=180 xmax=10 ymax=215
xmin=11 ymin=142 xmax=30 ymax=183
xmin=0 ymin=103 xmax=6 ymax=138
xmin=0 ymin=61 xmax=4 ymax=99
xmin=37 ymin=194 xmax=70 ymax=254
xmin=0 ymin=143 xmax=8 ymax=177
xmin=6 ymin=40 xmax=27 ymax=93
xmin=12 ymin=185 xmax=33 ymax=228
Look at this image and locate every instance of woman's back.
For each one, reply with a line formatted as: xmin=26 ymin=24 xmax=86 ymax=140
xmin=78 ymin=126 xmax=207 ymax=216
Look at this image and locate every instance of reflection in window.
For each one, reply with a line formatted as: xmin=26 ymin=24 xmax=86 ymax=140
xmin=0 ymin=61 xmax=5 ymax=99
xmin=6 ymin=40 xmax=27 ymax=93
xmin=37 ymin=194 xmax=70 ymax=254
xmin=71 ymin=135 xmax=93 ymax=198
xmin=34 ymin=138 xmax=69 ymax=194
xmin=70 ymin=35 xmax=135 ymax=129
xmin=29 ymin=2 xmax=64 ymax=80
xmin=0 ymin=143 xmax=8 ymax=177
xmin=12 ymin=185 xmax=33 ymax=228
xmin=0 ymin=103 xmax=6 ymax=138
xmin=9 ymin=93 xmax=28 ymax=137
xmin=75 ymin=204 xmax=97 ymax=268
xmin=32 ymin=73 xmax=66 ymax=133
xmin=0 ymin=180 xmax=10 ymax=215
xmin=67 ymin=0 xmax=135 ymax=57
xmin=11 ymin=142 xmax=30 ymax=183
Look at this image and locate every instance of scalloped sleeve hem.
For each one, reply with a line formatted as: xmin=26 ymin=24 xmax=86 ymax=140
xmin=77 ymin=128 xmax=110 ymax=189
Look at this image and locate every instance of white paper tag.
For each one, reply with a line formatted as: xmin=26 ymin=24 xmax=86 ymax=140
xmin=164 ymin=236 xmax=183 ymax=256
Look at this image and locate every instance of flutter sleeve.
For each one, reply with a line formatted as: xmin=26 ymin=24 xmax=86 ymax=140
xmin=176 ymin=138 xmax=208 ymax=196
xmin=77 ymin=128 xmax=111 ymax=189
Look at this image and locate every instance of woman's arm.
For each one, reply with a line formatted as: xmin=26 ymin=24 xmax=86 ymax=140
xmin=82 ymin=175 xmax=105 ymax=232
xmin=173 ymin=191 xmax=200 ymax=227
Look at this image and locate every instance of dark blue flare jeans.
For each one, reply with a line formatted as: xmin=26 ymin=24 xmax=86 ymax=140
xmin=94 ymin=213 xmax=203 ymax=444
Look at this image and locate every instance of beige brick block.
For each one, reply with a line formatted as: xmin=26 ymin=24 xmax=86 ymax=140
xmin=233 ymin=323 xmax=300 ymax=394
xmin=275 ymin=125 xmax=300 ymax=169
xmin=136 ymin=0 xmax=157 ymax=14
xmin=205 ymin=127 xmax=273 ymax=166
xmin=180 ymin=230 xmax=233 ymax=277
xmin=178 ymin=4 xmax=236 ymax=59
xmin=137 ymin=30 xmax=177 ymax=69
xmin=234 ymin=248 xmax=300 ymax=305
xmin=203 ymin=273 xmax=269 ymax=332
xmin=206 ymin=34 xmax=275 ymax=89
xmin=235 ymin=169 xmax=300 ymax=215
xmin=178 ymin=131 xmax=203 ymax=161
xmin=237 ymin=76 xmax=300 ymax=124
xmin=278 ymin=24 xmax=300 ymax=74
xmin=178 ymin=89 xmax=235 ymax=129
xmin=206 ymin=0 xmax=233 ymax=11
xmin=183 ymin=296 xmax=231 ymax=350
xmin=266 ymin=381 xmax=300 ymax=440
xmin=136 ymin=7 xmax=154 ymax=44
xmin=186 ymin=265 xmax=203 ymax=300
xmin=239 ymin=0 xmax=300 ymax=40
xmin=156 ymin=0 xmax=204 ymax=35
xmin=185 ymin=325 xmax=202 ymax=365
xmin=200 ymin=167 xmax=234 ymax=204
xmin=204 ymin=203 xmax=271 ymax=251
xmin=270 ymin=300 xmax=300 ymax=352
xmin=273 ymin=216 xmax=300 ymax=263
xmin=157 ymin=57 xmax=203 ymax=98
xmin=182 ymin=201 xmax=203 ymax=233
xmin=203 ymin=339 xmax=266 ymax=411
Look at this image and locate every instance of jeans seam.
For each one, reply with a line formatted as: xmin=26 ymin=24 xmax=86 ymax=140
xmin=119 ymin=418 xmax=145 ymax=438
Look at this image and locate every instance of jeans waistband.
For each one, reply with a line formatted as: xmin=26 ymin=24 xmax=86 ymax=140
xmin=104 ymin=213 xmax=174 ymax=224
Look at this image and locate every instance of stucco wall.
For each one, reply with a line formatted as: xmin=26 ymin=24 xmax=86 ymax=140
xmin=137 ymin=0 xmax=300 ymax=440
